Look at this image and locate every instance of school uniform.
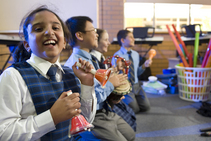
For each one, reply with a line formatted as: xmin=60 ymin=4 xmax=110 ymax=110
xmin=0 ymin=53 xmax=96 ymax=141
xmin=90 ymin=49 xmax=108 ymax=69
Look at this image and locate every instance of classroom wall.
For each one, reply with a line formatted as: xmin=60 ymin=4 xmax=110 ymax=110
xmin=0 ymin=0 xmax=98 ymax=32
xmin=98 ymin=0 xmax=124 ymax=43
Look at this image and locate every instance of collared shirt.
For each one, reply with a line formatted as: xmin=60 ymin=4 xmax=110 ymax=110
xmin=65 ymin=48 xmax=114 ymax=110
xmin=0 ymin=53 xmax=96 ymax=141
xmin=90 ymin=50 xmax=108 ymax=69
xmin=111 ymin=47 xmax=145 ymax=84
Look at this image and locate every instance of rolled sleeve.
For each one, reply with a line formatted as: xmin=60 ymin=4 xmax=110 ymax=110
xmin=80 ymin=84 xmax=95 ymax=99
xmin=138 ymin=65 xmax=145 ymax=76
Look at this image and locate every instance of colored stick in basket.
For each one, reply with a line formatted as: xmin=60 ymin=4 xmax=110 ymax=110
xmin=188 ymin=53 xmax=193 ymax=67
xmin=166 ymin=25 xmax=189 ymax=68
xmin=193 ymin=32 xmax=200 ymax=67
xmin=172 ymin=24 xmax=189 ymax=57
xmin=201 ymin=51 xmax=211 ymax=93
xmin=201 ymin=77 xmax=210 ymax=94
xmin=177 ymin=63 xmax=190 ymax=93
xmin=205 ymin=51 xmax=211 ymax=68
xmin=179 ymin=44 xmax=186 ymax=58
xmin=201 ymin=65 xmax=209 ymax=93
xmin=202 ymin=39 xmax=211 ymax=68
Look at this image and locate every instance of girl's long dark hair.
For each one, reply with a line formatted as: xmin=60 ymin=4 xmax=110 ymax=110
xmin=13 ymin=42 xmax=31 ymax=63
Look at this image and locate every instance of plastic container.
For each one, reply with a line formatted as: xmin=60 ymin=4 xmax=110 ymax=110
xmin=163 ymin=68 xmax=176 ymax=74
xmin=166 ymin=85 xmax=178 ymax=94
xmin=168 ymin=58 xmax=180 ymax=68
xmin=148 ymin=76 xmax=157 ymax=82
xmin=175 ymin=65 xmax=211 ymax=102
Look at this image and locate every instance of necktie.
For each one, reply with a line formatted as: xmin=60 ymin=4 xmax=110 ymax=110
xmin=91 ymin=55 xmax=100 ymax=70
xmin=101 ymin=55 xmax=104 ymax=63
xmin=127 ymin=51 xmax=135 ymax=84
xmin=47 ymin=65 xmax=58 ymax=81
xmin=99 ymin=55 xmax=106 ymax=69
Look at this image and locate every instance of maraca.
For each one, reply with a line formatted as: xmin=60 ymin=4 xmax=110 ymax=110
xmin=148 ymin=49 xmax=156 ymax=60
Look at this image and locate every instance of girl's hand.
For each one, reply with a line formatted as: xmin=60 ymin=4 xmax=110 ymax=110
xmin=109 ymin=73 xmax=128 ymax=88
xmin=72 ymin=58 xmax=94 ymax=86
xmin=50 ymin=90 xmax=81 ymax=125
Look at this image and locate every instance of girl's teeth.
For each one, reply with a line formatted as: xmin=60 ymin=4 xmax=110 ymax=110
xmin=44 ymin=40 xmax=55 ymax=45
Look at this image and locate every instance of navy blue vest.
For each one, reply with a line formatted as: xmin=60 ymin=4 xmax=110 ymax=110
xmin=12 ymin=62 xmax=81 ymax=141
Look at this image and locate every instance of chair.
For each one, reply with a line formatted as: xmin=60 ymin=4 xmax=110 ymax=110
xmin=181 ymin=24 xmax=202 ymax=37
xmin=130 ymin=27 xmax=155 ymax=39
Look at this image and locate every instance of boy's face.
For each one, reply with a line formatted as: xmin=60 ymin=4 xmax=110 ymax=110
xmin=122 ymin=32 xmax=135 ymax=48
xmin=24 ymin=11 xmax=66 ymax=63
xmin=82 ymin=21 xmax=98 ymax=50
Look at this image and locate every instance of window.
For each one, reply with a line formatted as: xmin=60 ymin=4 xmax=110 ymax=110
xmin=124 ymin=2 xmax=211 ymax=32
xmin=190 ymin=4 xmax=211 ymax=31
xmin=124 ymin=3 xmax=154 ymax=28
xmin=154 ymin=3 xmax=189 ymax=31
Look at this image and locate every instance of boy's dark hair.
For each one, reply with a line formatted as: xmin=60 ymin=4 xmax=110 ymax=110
xmin=117 ymin=30 xmax=131 ymax=46
xmin=65 ymin=16 xmax=93 ymax=47
xmin=15 ymin=5 xmax=71 ymax=63
xmin=96 ymin=28 xmax=105 ymax=42
xmin=107 ymin=93 xmax=123 ymax=101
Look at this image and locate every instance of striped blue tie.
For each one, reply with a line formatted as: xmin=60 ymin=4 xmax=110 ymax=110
xmin=47 ymin=65 xmax=58 ymax=81
xmin=127 ymin=51 xmax=135 ymax=84
xmin=91 ymin=55 xmax=100 ymax=70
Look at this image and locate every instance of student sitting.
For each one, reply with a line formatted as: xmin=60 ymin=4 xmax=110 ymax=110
xmin=0 ymin=6 xmax=96 ymax=141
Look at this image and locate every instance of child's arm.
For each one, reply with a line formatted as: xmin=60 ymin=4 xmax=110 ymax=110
xmin=138 ymin=59 xmax=152 ymax=76
xmin=71 ymin=58 xmax=96 ymax=123
xmin=144 ymin=59 xmax=152 ymax=68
